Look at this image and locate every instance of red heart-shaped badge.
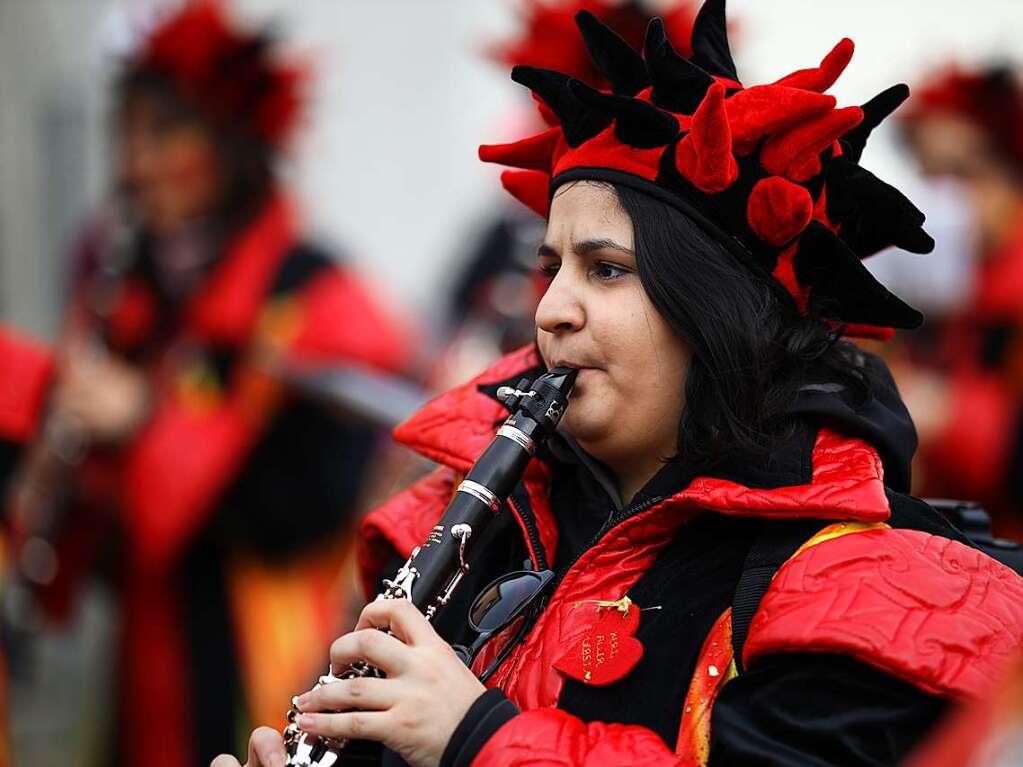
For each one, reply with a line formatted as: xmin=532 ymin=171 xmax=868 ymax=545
xmin=554 ymin=601 xmax=644 ymax=686
xmin=554 ymin=629 xmax=644 ymax=686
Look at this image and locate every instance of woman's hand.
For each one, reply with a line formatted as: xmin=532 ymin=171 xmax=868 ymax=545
xmin=210 ymin=726 xmax=286 ymax=767
xmin=293 ymin=599 xmax=487 ymax=767
xmin=52 ymin=341 xmax=150 ymax=444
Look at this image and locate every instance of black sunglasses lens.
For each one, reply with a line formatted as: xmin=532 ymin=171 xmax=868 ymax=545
xmin=470 ymin=572 xmax=545 ymax=633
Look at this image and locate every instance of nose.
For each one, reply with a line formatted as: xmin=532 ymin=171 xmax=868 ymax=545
xmin=535 ymin=266 xmax=584 ymax=335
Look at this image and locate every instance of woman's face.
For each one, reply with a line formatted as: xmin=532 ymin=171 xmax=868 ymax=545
xmin=535 ymin=182 xmax=690 ymax=473
xmin=117 ymin=95 xmax=223 ymax=234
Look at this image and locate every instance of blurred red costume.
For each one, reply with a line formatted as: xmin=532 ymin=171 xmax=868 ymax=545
xmin=923 ymin=218 xmax=1023 ymax=535
xmin=903 ymin=69 xmax=1023 ymax=537
xmin=1 ymin=3 xmax=412 ymax=765
xmin=4 ymin=192 xmax=410 ymax=767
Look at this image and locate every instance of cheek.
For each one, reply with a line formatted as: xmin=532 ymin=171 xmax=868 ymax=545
xmin=595 ymin=301 xmax=689 ymax=420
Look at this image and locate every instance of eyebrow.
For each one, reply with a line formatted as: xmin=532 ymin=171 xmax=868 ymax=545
xmin=537 ymin=238 xmax=634 ymax=259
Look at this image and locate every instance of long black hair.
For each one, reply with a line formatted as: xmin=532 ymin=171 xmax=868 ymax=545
xmin=612 ymin=182 xmax=874 ymax=466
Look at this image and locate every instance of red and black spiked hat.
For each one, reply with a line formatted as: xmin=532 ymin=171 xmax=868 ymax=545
xmin=491 ymin=0 xmax=699 ymax=87
xmin=480 ymin=0 xmax=934 ymax=337
xmin=125 ymin=0 xmax=305 ymax=149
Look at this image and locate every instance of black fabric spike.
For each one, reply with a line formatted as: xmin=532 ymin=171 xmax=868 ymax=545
xmin=569 ymin=80 xmax=679 ymax=148
xmin=512 ymin=66 xmax=612 ymax=147
xmin=826 ymin=157 xmax=934 ymax=257
xmin=644 ymin=18 xmax=714 ymax=113
xmin=794 ymin=222 xmax=923 ymax=329
xmin=575 ymin=10 xmax=650 ymax=96
xmin=690 ymin=0 xmax=739 ymax=82
xmin=841 ymin=84 xmax=910 ymax=163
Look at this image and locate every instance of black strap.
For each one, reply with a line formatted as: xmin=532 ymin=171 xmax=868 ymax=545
xmin=731 ymin=520 xmax=824 ymax=673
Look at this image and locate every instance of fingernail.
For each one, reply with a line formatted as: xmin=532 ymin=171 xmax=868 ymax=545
xmin=294 ymin=692 xmax=309 ymax=709
xmin=297 ymin=714 xmax=316 ymax=730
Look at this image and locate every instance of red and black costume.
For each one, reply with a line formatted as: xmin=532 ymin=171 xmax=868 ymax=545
xmin=357 ymin=3 xmax=1023 ymax=765
xmin=901 ymin=68 xmax=1023 ymax=537
xmin=2 ymin=4 xmax=411 ymax=766
xmin=80 ymin=194 xmax=408 ymax=767
xmin=362 ymin=346 xmax=1022 ymax=766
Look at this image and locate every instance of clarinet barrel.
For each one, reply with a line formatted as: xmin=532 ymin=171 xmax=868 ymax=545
xmin=283 ymin=366 xmax=577 ymax=766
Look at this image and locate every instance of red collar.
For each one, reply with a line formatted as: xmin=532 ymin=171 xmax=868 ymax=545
xmin=395 ymin=347 xmax=890 ymax=523
xmin=183 ymin=192 xmax=298 ymax=345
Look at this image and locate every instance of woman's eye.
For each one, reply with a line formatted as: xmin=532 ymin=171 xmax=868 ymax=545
xmin=537 ymin=262 xmax=559 ymax=277
xmin=593 ymin=262 xmax=629 ymax=281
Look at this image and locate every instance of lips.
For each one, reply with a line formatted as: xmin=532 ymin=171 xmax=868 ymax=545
xmin=551 ymin=359 xmax=599 ymax=371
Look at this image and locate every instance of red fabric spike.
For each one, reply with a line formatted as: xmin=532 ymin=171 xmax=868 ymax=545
xmin=479 ymin=128 xmax=561 ymax=172
xmin=553 ymin=124 xmax=663 ymax=181
xmin=839 ymin=323 xmax=897 ymax=341
xmin=727 ymin=86 xmax=836 ymax=154
xmin=760 ymin=106 xmax=864 ymax=181
xmin=772 ymin=242 xmax=806 ymax=312
xmin=532 ymin=92 xmax=561 ymax=127
xmin=675 ymin=83 xmax=738 ymax=193
xmin=812 ymin=185 xmax=837 ymax=231
xmin=773 ymin=38 xmax=855 ymax=93
xmin=787 ymin=153 xmax=823 ymax=182
xmin=501 ymin=170 xmax=551 ymax=217
xmin=747 ymin=176 xmax=814 ymax=246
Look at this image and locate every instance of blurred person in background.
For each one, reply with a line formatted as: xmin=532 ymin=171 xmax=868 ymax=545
xmin=430 ymin=0 xmax=700 ymax=391
xmin=898 ymin=66 xmax=1023 ymax=539
xmin=2 ymin=2 xmax=410 ymax=765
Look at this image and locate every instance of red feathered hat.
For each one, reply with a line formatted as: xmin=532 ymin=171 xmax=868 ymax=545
xmin=480 ymin=0 xmax=934 ymax=338
xmin=491 ymin=0 xmax=699 ymax=87
xmin=902 ymin=65 xmax=1023 ymax=171
xmin=126 ymin=0 xmax=305 ymax=149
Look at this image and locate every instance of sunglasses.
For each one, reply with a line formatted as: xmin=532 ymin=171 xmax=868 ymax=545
xmin=453 ymin=568 xmax=554 ymax=683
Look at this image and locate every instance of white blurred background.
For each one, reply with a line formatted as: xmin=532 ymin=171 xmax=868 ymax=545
xmin=2 ymin=0 xmax=1022 ymax=341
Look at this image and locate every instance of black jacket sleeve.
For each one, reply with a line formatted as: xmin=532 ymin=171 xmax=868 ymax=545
xmin=709 ymin=652 xmax=949 ymax=766
xmin=440 ymin=688 xmax=521 ymax=767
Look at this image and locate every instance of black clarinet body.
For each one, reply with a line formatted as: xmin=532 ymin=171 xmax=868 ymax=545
xmin=284 ymin=366 xmax=577 ymax=766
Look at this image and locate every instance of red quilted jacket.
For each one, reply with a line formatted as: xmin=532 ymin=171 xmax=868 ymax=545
xmin=359 ymin=346 xmax=1023 ymax=767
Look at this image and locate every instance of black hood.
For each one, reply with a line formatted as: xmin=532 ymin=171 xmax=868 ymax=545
xmin=789 ymin=352 xmax=917 ymax=493
xmin=483 ymin=349 xmax=918 ymax=497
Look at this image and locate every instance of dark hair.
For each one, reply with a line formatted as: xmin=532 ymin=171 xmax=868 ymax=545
xmin=115 ymin=70 xmax=275 ymax=229
xmin=612 ymin=182 xmax=872 ymax=466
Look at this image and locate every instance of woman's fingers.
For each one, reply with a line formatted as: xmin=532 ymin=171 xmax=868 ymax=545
xmin=295 ymin=710 xmax=390 ymax=744
xmin=297 ymin=676 xmax=397 ymax=713
xmin=208 ymin=726 xmax=285 ymax=767
xmin=249 ymin=726 xmax=287 ymax=767
xmin=329 ymin=628 xmax=409 ymax=676
xmin=355 ymin=598 xmax=439 ymax=646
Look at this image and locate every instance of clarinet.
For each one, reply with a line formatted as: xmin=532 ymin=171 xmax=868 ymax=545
xmin=283 ymin=366 xmax=578 ymax=766
xmin=6 ymin=198 xmax=135 ymax=599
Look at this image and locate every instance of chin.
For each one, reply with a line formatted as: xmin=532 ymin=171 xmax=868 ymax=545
xmin=560 ymin=406 xmax=611 ymax=450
